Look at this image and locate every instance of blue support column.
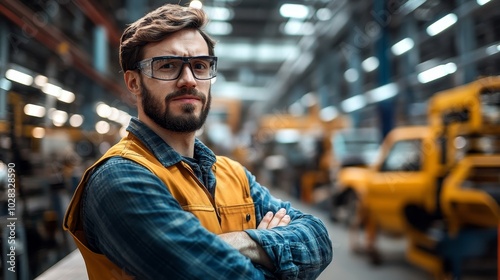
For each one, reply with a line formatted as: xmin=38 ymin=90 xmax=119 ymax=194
xmin=316 ymin=53 xmax=327 ymax=110
xmin=375 ymin=0 xmax=394 ymax=138
xmin=346 ymin=27 xmax=364 ymax=128
xmin=317 ymin=51 xmax=338 ymax=110
xmin=81 ymin=25 xmax=109 ymax=133
xmin=288 ymin=84 xmax=307 ymax=113
xmin=79 ymin=77 xmax=95 ymax=132
xmin=400 ymin=15 xmax=419 ymax=124
xmin=455 ymin=0 xmax=476 ymax=84
xmin=328 ymin=52 xmax=341 ymax=108
xmin=93 ymin=26 xmax=108 ymax=75
xmin=0 ymin=19 xmax=9 ymax=121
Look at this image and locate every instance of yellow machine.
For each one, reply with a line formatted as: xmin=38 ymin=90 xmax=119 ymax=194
xmin=255 ymin=104 xmax=347 ymax=202
xmin=332 ymin=76 xmax=500 ymax=279
xmin=441 ymin=155 xmax=500 ymax=234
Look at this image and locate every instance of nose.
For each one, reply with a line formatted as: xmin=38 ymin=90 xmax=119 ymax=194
xmin=176 ymin=63 xmax=197 ymax=88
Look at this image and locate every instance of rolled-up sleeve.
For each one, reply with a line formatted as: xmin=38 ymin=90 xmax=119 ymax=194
xmin=244 ymin=169 xmax=333 ymax=279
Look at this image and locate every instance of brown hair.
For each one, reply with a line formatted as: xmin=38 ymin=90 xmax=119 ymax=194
xmin=119 ymin=4 xmax=216 ymax=72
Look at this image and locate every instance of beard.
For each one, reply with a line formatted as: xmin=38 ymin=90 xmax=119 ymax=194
xmin=140 ymin=82 xmax=211 ymax=133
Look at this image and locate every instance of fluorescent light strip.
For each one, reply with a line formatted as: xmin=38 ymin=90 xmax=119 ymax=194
xmin=42 ymin=83 xmax=62 ymax=97
xmin=477 ymin=0 xmax=492 ymax=5
xmin=391 ymin=38 xmax=414 ymax=56
xmin=417 ymin=62 xmax=457 ymax=83
xmin=365 ymin=83 xmax=398 ymax=103
xmin=341 ymin=95 xmax=366 ymax=113
xmin=279 ymin=4 xmax=309 ymax=19
xmin=204 ymin=6 xmax=233 ymax=21
xmin=59 ymin=90 xmax=75 ymax=103
xmin=320 ymin=106 xmax=339 ymax=121
xmin=206 ymin=21 xmax=233 ymax=35
xmin=24 ymin=104 xmax=46 ymax=118
xmin=5 ymin=69 xmax=33 ymax=86
xmin=426 ymin=13 xmax=457 ymax=36
xmin=362 ymin=56 xmax=379 ymax=72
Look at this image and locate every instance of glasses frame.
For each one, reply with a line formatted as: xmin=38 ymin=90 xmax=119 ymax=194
xmin=134 ymin=56 xmax=218 ymax=81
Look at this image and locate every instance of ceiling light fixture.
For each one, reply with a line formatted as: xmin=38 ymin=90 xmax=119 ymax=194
xmin=206 ymin=21 xmax=233 ymax=35
xmin=5 ymin=69 xmax=33 ymax=86
xmin=477 ymin=0 xmax=492 ymax=5
xmin=365 ymin=83 xmax=398 ymax=103
xmin=320 ymin=106 xmax=339 ymax=122
xmin=32 ymin=127 xmax=45 ymax=139
xmin=204 ymin=6 xmax=233 ymax=21
xmin=51 ymin=109 xmax=68 ymax=126
xmin=69 ymin=114 xmax=84 ymax=127
xmin=279 ymin=4 xmax=310 ymax=19
xmin=96 ymin=102 xmax=111 ymax=118
xmin=283 ymin=20 xmax=314 ymax=36
xmin=391 ymin=37 xmax=414 ymax=56
xmin=95 ymin=120 xmax=111 ymax=134
xmin=426 ymin=13 xmax=457 ymax=36
xmin=341 ymin=95 xmax=366 ymax=113
xmin=316 ymin=8 xmax=332 ymax=21
xmin=59 ymin=90 xmax=76 ymax=103
xmin=344 ymin=68 xmax=359 ymax=83
xmin=301 ymin=92 xmax=316 ymax=107
xmin=275 ymin=129 xmax=301 ymax=143
xmin=361 ymin=56 xmax=379 ymax=72
xmin=189 ymin=1 xmax=202 ymax=9
xmin=34 ymin=75 xmax=48 ymax=87
xmin=485 ymin=44 xmax=500 ymax=55
xmin=24 ymin=104 xmax=46 ymax=118
xmin=417 ymin=62 xmax=457 ymax=83
xmin=42 ymin=82 xmax=62 ymax=97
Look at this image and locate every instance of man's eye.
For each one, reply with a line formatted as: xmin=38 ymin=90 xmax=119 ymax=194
xmin=193 ymin=62 xmax=208 ymax=70
xmin=159 ymin=63 xmax=175 ymax=69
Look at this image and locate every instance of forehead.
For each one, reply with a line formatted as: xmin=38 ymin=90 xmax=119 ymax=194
xmin=142 ymin=29 xmax=209 ymax=58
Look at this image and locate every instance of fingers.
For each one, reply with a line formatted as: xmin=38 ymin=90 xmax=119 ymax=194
xmin=257 ymin=211 xmax=274 ymax=229
xmin=277 ymin=214 xmax=290 ymax=227
xmin=257 ymin=208 xmax=291 ymax=229
xmin=267 ymin=208 xmax=286 ymax=228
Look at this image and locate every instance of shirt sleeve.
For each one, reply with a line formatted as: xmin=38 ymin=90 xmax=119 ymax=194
xmin=243 ymin=169 xmax=333 ymax=279
xmin=82 ymin=157 xmax=265 ymax=280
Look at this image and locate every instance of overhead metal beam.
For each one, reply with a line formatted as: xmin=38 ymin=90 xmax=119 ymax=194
xmin=252 ymin=0 xmax=352 ymax=116
xmin=73 ymin=0 xmax=122 ymax=47
xmin=0 ymin=0 xmax=132 ymax=106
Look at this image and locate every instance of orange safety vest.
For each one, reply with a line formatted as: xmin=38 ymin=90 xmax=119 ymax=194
xmin=63 ymin=133 xmax=256 ymax=280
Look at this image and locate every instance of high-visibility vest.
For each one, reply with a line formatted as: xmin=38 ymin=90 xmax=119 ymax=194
xmin=63 ymin=133 xmax=256 ymax=279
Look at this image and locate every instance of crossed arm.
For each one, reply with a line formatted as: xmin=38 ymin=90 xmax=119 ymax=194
xmin=83 ymin=158 xmax=332 ymax=279
xmin=219 ymin=208 xmax=291 ymax=270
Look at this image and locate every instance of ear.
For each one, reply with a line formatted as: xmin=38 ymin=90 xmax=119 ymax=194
xmin=124 ymin=70 xmax=141 ymax=96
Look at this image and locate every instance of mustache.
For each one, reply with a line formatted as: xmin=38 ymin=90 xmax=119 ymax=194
xmin=165 ymin=88 xmax=206 ymax=103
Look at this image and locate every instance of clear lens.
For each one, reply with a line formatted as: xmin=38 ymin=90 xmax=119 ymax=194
xmin=138 ymin=56 xmax=217 ymax=81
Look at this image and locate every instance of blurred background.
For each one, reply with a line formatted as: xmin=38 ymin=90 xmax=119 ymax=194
xmin=0 ymin=0 xmax=499 ymax=279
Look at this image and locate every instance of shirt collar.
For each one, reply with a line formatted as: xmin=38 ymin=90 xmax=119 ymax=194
xmin=126 ymin=117 xmax=216 ymax=168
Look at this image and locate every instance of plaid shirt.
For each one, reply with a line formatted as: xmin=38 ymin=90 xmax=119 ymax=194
xmin=81 ymin=118 xmax=333 ymax=279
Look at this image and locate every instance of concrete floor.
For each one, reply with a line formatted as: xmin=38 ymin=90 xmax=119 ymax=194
xmin=36 ymin=187 xmax=496 ymax=280
xmin=281 ymin=188 xmax=497 ymax=280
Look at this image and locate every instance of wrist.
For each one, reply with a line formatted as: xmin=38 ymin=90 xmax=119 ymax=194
xmin=219 ymin=231 xmax=274 ymax=270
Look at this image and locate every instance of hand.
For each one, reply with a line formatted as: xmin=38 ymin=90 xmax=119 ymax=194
xmin=218 ymin=208 xmax=291 ymax=270
xmin=257 ymin=208 xmax=291 ymax=229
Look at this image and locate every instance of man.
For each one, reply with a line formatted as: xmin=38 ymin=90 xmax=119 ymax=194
xmin=64 ymin=3 xmax=332 ymax=279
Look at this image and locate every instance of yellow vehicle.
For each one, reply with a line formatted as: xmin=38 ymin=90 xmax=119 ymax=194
xmin=256 ymin=105 xmax=347 ymax=202
xmin=331 ymin=76 xmax=500 ymax=279
xmin=441 ymin=155 xmax=500 ymax=233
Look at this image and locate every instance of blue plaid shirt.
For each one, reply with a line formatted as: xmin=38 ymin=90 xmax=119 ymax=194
xmin=82 ymin=118 xmax=333 ymax=279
